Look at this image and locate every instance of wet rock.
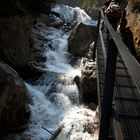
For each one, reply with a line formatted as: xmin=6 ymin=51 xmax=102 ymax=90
xmin=32 ymin=52 xmax=46 ymax=62
xmin=28 ymin=61 xmax=46 ymax=73
xmin=81 ymin=65 xmax=97 ymax=104
xmin=46 ymin=74 xmax=80 ymax=105
xmin=37 ymin=13 xmax=63 ymax=28
xmin=62 ymin=21 xmax=78 ymax=32
xmin=82 ymin=110 xmax=99 ymax=134
xmin=74 ymin=75 xmax=81 ymax=92
xmin=31 ymin=37 xmax=47 ymax=63
xmin=0 ymin=62 xmax=30 ymax=134
xmin=0 ymin=16 xmax=46 ymax=79
xmin=74 ymin=43 xmax=97 ymax=104
xmin=68 ymin=22 xmax=97 ymax=56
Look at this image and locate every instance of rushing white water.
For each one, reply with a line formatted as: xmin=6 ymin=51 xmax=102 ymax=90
xmin=51 ymin=4 xmax=91 ymax=23
xmin=43 ymin=28 xmax=81 ymax=77
xmin=24 ymin=82 xmax=98 ymax=140
xmin=23 ymin=82 xmax=80 ymax=140
xmin=5 ymin=4 xmax=98 ymax=140
xmin=26 ymin=4 xmax=98 ymax=140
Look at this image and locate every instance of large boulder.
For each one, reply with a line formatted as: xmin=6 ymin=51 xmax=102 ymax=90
xmin=0 ymin=62 xmax=30 ymax=134
xmin=37 ymin=13 xmax=63 ymax=27
xmin=0 ymin=16 xmax=46 ymax=79
xmin=68 ymin=22 xmax=97 ymax=57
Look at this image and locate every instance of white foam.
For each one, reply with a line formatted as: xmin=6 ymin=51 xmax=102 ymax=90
xmin=20 ymin=4 xmax=98 ymax=140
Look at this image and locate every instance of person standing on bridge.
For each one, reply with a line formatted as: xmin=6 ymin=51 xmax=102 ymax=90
xmin=105 ymin=0 xmax=122 ymax=30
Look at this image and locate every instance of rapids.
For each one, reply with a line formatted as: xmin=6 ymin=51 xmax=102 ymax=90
xmin=5 ymin=4 xmax=98 ymax=140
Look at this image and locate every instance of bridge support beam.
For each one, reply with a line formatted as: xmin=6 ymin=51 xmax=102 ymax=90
xmin=99 ymin=38 xmax=118 ymax=139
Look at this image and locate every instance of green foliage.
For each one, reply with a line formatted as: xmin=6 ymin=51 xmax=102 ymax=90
xmin=81 ymin=0 xmax=94 ymax=8
xmin=80 ymin=0 xmax=104 ymax=8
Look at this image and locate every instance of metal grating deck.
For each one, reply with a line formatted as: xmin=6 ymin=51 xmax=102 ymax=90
xmin=97 ymin=28 xmax=140 ymax=139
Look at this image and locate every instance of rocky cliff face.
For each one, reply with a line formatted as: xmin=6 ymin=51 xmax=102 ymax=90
xmin=0 ymin=0 xmax=54 ymax=16
xmin=0 ymin=16 xmax=32 ymax=77
xmin=0 ymin=16 xmax=47 ymax=79
xmin=0 ymin=0 xmax=55 ymax=135
xmin=74 ymin=42 xmax=97 ymax=106
xmin=125 ymin=0 xmax=140 ymax=61
xmin=0 ymin=62 xmax=30 ymax=135
xmin=0 ymin=0 xmax=55 ymax=79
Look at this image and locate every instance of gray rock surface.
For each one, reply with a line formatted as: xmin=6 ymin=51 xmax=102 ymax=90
xmin=68 ymin=22 xmax=97 ymax=56
xmin=0 ymin=62 xmax=30 ymax=134
xmin=0 ymin=16 xmax=46 ymax=79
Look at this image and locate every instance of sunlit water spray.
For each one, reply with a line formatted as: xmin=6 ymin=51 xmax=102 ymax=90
xmin=44 ymin=31 xmax=81 ymax=77
xmin=5 ymin=4 xmax=98 ymax=140
xmin=51 ymin=4 xmax=91 ymax=23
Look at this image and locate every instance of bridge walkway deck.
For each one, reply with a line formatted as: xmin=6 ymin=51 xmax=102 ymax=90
xmin=97 ymin=21 xmax=140 ymax=139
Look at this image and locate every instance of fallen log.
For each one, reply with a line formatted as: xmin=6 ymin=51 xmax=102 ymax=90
xmin=48 ymin=124 xmax=64 ymax=140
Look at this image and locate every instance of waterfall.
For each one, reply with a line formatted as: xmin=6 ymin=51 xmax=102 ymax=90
xmin=44 ymin=29 xmax=81 ymax=77
xmin=6 ymin=4 xmax=98 ymax=140
xmin=51 ymin=4 xmax=91 ymax=23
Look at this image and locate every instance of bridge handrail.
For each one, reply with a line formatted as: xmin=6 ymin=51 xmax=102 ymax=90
xmin=100 ymin=10 xmax=140 ymax=92
xmin=98 ymin=10 xmax=140 ymax=140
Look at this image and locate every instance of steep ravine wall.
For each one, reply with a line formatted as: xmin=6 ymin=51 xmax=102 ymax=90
xmin=0 ymin=0 xmax=55 ymax=135
xmin=120 ymin=0 xmax=140 ymax=62
xmin=125 ymin=0 xmax=140 ymax=62
xmin=0 ymin=0 xmax=55 ymax=79
xmin=0 ymin=0 xmax=139 ymax=136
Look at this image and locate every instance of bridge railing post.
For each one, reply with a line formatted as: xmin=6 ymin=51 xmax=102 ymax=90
xmin=99 ymin=38 xmax=118 ymax=139
xmin=93 ymin=10 xmax=101 ymax=60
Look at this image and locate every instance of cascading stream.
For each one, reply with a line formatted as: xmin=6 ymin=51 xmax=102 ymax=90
xmin=6 ymin=4 xmax=98 ymax=140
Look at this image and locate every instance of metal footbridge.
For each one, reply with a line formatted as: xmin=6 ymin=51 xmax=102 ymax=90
xmin=96 ymin=10 xmax=140 ymax=140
